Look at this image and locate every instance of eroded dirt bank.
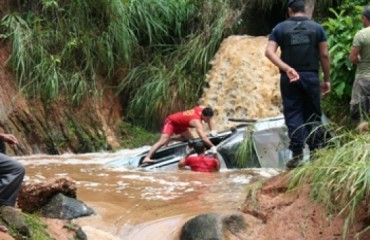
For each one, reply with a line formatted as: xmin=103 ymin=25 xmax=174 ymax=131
xmin=240 ymin=173 xmax=370 ymax=240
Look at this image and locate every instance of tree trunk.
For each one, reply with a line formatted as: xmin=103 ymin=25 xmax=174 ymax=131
xmin=305 ymin=0 xmax=316 ymax=19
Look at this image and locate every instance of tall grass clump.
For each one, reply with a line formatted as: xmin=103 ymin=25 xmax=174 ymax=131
xmin=1 ymin=0 xmax=244 ymax=121
xmin=288 ymin=130 xmax=370 ymax=239
xmin=235 ymin=126 xmax=258 ymax=168
xmin=1 ymin=0 xmax=138 ymax=104
xmin=118 ymin=0 xmax=243 ymax=128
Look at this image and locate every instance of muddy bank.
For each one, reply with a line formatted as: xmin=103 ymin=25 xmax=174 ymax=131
xmin=0 ymin=218 xmax=76 ymax=240
xmin=240 ymin=172 xmax=370 ymax=240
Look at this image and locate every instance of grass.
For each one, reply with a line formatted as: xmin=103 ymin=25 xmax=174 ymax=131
xmin=20 ymin=213 xmax=52 ymax=240
xmin=2 ymin=0 xmax=139 ymax=104
xmin=1 ymin=0 xmax=243 ymax=124
xmin=118 ymin=122 xmax=158 ymax=149
xmin=288 ymin=129 xmax=370 ymax=239
xmin=116 ymin=0 xmax=241 ymax=128
xmin=235 ymin=126 xmax=257 ymax=168
xmin=1 ymin=0 xmax=347 ymax=127
xmin=244 ymin=180 xmax=264 ymax=211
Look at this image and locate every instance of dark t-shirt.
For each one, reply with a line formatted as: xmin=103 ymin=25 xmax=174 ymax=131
xmin=269 ymin=17 xmax=327 ymax=44
xmin=269 ymin=16 xmax=327 ymax=71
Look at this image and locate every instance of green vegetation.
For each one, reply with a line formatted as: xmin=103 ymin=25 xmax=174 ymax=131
xmin=118 ymin=0 xmax=243 ymax=128
xmin=288 ymin=130 xmax=370 ymax=239
xmin=285 ymin=0 xmax=370 ymax=227
xmin=1 ymin=1 xmax=123 ymax=104
xmin=0 ymin=0 xmax=245 ymax=129
xmin=118 ymin=122 xmax=158 ymax=149
xmin=0 ymin=212 xmax=53 ymax=240
xmin=322 ymin=5 xmax=362 ymax=102
xmin=235 ymin=126 xmax=258 ymax=168
xmin=301 ymin=4 xmax=370 ymax=236
xmin=320 ymin=0 xmax=368 ymax=124
xmin=244 ymin=180 xmax=264 ymax=210
xmin=0 ymin=0 xmax=353 ymax=129
xmin=23 ymin=213 xmax=53 ymax=240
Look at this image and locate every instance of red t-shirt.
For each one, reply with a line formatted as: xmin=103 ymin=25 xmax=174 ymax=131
xmin=167 ymin=106 xmax=204 ymax=128
xmin=184 ymin=154 xmax=219 ymax=172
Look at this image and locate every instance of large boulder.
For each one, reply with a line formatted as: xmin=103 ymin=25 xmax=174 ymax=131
xmin=180 ymin=212 xmax=247 ymax=240
xmin=17 ymin=177 xmax=76 ymax=213
xmin=39 ymin=193 xmax=94 ymax=220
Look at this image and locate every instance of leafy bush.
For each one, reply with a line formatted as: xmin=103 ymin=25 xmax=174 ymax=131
xmin=322 ymin=5 xmax=363 ymax=102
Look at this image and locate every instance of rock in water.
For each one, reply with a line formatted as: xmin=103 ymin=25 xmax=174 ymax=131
xmin=180 ymin=212 xmax=247 ymax=240
xmin=39 ymin=193 xmax=94 ymax=220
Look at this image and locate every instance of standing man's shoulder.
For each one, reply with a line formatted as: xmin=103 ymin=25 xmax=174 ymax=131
xmin=304 ymin=19 xmax=327 ymax=41
xmin=268 ymin=21 xmax=286 ymax=43
xmin=353 ymin=27 xmax=370 ymax=45
xmin=270 ymin=21 xmax=286 ymax=34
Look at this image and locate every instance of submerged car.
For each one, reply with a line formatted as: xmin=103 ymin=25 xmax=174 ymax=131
xmin=108 ymin=115 xmax=283 ymax=170
xmin=108 ymin=115 xmax=332 ymax=170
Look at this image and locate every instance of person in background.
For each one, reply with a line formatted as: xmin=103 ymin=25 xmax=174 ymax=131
xmin=143 ymin=106 xmax=217 ymax=163
xmin=264 ymin=0 xmax=331 ymax=169
xmin=178 ymin=141 xmax=220 ymax=172
xmin=349 ymin=5 xmax=370 ymax=128
xmin=0 ymin=133 xmax=25 ymax=232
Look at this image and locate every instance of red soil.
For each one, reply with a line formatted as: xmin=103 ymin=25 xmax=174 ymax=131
xmin=240 ymin=172 xmax=370 ymax=240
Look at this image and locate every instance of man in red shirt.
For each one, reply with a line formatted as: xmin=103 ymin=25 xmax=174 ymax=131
xmin=178 ymin=141 xmax=220 ymax=172
xmin=143 ymin=106 xmax=216 ymax=163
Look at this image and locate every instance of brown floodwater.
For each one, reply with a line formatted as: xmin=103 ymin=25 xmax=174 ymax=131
xmin=14 ymin=36 xmax=282 ymax=239
xmin=16 ymin=148 xmax=280 ymax=240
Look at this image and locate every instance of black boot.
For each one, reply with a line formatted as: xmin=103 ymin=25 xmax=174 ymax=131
xmin=286 ymin=150 xmax=303 ymax=169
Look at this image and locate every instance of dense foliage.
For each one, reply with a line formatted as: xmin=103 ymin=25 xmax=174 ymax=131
xmin=322 ymin=4 xmax=363 ymax=102
xmin=0 ymin=0 xmax=248 ymax=128
xmin=118 ymin=0 xmax=243 ymax=128
xmin=0 ymin=0 xmax=351 ymax=129
xmin=318 ymin=1 xmax=368 ymax=125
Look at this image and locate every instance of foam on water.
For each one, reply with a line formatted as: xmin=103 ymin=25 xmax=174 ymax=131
xmin=16 ymin=146 xmax=150 ymax=166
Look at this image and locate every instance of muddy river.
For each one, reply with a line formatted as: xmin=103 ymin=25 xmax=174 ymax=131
xmin=17 ymin=147 xmax=280 ymax=239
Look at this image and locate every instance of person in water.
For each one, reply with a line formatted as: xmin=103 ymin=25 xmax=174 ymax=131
xmin=143 ymin=106 xmax=217 ymax=163
xmin=178 ymin=141 xmax=220 ymax=172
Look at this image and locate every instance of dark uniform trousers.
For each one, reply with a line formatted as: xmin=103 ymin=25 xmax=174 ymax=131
xmin=280 ymin=71 xmax=324 ymax=154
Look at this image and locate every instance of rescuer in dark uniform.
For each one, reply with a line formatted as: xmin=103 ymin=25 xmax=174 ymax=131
xmin=265 ymin=0 xmax=331 ymax=168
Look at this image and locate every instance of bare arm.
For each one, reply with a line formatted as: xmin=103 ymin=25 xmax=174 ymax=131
xmin=265 ymin=40 xmax=299 ymax=81
xmin=349 ymin=46 xmax=361 ymax=64
xmin=319 ymin=41 xmax=331 ymax=95
xmin=319 ymin=41 xmax=331 ymax=82
xmin=190 ymin=120 xmax=214 ymax=147
xmin=207 ymin=118 xmax=214 ymax=132
xmin=178 ymin=158 xmax=186 ymax=169
xmin=213 ymin=155 xmax=220 ymax=172
xmin=0 ymin=133 xmax=18 ymax=145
